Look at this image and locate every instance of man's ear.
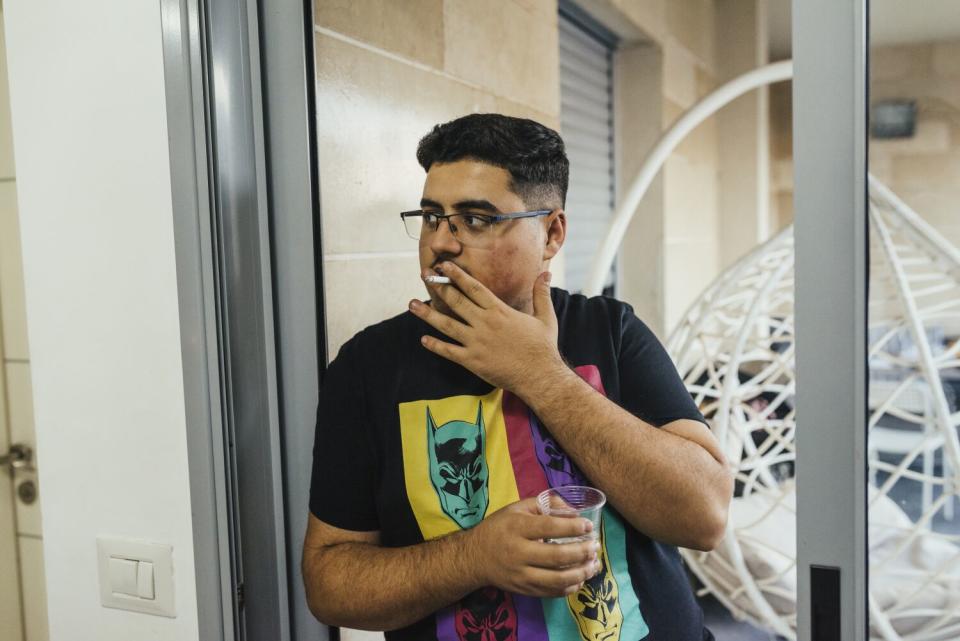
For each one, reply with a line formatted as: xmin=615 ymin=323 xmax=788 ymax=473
xmin=543 ymin=209 xmax=566 ymax=260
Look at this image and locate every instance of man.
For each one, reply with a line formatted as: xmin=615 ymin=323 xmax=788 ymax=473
xmin=303 ymin=113 xmax=733 ymax=641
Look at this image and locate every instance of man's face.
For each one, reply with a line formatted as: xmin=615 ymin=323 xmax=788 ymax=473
xmin=419 ymin=160 xmax=557 ymax=314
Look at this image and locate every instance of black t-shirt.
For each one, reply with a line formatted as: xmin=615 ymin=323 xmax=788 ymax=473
xmin=310 ymin=288 xmax=714 ymax=641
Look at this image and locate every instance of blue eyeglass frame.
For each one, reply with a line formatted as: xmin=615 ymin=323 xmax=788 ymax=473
xmin=400 ymin=208 xmax=553 ymax=234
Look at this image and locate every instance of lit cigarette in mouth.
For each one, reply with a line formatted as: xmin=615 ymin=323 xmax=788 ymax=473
xmin=424 ymin=275 xmax=451 ymax=284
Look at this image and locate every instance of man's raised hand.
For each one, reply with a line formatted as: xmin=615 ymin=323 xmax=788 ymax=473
xmin=410 ymin=262 xmax=566 ymax=395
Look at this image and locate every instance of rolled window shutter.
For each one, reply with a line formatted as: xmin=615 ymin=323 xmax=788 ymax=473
xmin=559 ymin=10 xmax=616 ymax=294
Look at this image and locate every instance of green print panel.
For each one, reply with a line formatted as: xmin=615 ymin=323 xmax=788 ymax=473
xmin=541 ymin=511 xmax=648 ymax=641
xmin=426 ymin=404 xmax=489 ymax=529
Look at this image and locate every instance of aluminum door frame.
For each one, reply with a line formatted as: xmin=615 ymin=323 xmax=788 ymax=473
xmin=162 ymin=0 xmax=326 ymax=638
xmin=259 ymin=0 xmax=329 ymax=639
xmin=160 ymin=1 xmax=236 ymax=639
xmin=793 ymin=1 xmax=869 ymax=640
xmin=202 ymin=0 xmax=292 ymax=637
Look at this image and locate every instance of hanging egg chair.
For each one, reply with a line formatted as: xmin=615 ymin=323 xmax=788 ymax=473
xmin=587 ymin=62 xmax=960 ymax=641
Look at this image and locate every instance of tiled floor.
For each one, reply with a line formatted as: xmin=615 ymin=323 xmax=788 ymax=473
xmin=701 ymin=593 xmax=783 ymax=640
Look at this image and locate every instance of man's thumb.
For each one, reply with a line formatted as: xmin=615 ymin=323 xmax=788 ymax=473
xmin=532 ymin=271 xmax=554 ymax=322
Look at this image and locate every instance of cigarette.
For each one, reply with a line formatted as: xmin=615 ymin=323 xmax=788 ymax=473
xmin=424 ymin=275 xmax=451 ymax=284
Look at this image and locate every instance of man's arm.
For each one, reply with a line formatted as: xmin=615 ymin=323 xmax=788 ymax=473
xmin=412 ymin=263 xmax=733 ymax=551
xmin=302 ymin=516 xmax=475 ymax=631
xmin=303 ymin=500 xmax=601 ymax=631
xmin=520 ymin=367 xmax=732 ymax=550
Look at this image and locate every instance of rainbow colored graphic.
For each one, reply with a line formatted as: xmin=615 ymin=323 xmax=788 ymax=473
xmin=398 ymin=366 xmax=649 ymax=641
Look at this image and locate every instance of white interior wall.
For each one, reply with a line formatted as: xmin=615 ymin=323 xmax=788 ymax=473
xmin=2 ymin=2 xmax=199 ymax=640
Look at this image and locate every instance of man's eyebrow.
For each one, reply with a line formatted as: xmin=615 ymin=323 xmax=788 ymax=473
xmin=453 ymin=200 xmax=501 ymax=214
xmin=418 ymin=198 xmax=503 ymax=214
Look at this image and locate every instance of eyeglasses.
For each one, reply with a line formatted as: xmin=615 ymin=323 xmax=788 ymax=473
xmin=400 ymin=209 xmax=552 ymax=248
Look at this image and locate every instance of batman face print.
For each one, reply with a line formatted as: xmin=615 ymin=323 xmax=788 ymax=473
xmin=455 ymin=587 xmax=518 ymax=641
xmin=427 ymin=402 xmax=489 ymax=529
xmin=569 ymin=520 xmax=623 ymax=641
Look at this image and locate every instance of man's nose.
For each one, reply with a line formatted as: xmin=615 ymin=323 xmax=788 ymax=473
xmin=457 ymin=477 xmax=473 ymax=501
xmin=429 ymin=217 xmax=462 ymax=255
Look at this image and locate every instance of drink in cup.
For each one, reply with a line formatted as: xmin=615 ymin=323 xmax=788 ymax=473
xmin=537 ymin=486 xmax=606 ymax=544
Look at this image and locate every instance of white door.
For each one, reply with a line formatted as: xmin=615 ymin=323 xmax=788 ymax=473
xmin=0 ymin=7 xmax=47 ymax=641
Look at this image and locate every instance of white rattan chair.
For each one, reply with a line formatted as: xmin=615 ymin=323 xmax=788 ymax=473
xmin=586 ymin=62 xmax=960 ymax=641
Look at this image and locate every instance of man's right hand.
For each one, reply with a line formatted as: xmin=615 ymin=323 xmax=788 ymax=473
xmin=470 ymin=497 xmax=601 ymax=598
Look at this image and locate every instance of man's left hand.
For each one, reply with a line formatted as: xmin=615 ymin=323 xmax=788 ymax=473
xmin=409 ymin=262 xmax=566 ymax=394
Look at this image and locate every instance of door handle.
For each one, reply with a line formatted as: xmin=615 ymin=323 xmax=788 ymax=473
xmin=0 ymin=443 xmax=33 ymax=470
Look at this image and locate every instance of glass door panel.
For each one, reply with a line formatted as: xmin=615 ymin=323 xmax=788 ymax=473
xmin=867 ymin=3 xmax=960 ymax=639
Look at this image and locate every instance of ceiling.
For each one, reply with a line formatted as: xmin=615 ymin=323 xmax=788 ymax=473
xmin=768 ymin=0 xmax=960 ymax=60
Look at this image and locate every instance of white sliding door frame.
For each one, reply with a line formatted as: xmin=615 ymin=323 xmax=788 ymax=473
xmin=160 ymin=0 xmax=326 ymax=639
xmin=793 ymin=1 xmax=869 ymax=640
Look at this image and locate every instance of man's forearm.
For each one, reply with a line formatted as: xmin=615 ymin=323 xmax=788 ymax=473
xmin=519 ymin=364 xmax=730 ymax=550
xmin=303 ymin=528 xmax=482 ymax=631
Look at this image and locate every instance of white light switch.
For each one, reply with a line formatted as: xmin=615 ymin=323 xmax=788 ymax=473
xmin=108 ymin=557 xmax=139 ymax=596
xmin=136 ymin=561 xmax=155 ymax=599
xmin=97 ymin=537 xmax=175 ymax=617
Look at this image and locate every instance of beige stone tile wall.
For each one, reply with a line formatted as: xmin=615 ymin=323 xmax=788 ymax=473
xmin=870 ymin=41 xmax=960 ymax=250
xmin=615 ymin=42 xmax=665 ymax=336
xmin=773 ymin=40 xmax=960 ymax=247
xmin=714 ymin=0 xmax=770 ymax=276
xmin=665 ymin=0 xmax=715 ymax=72
xmin=314 ymin=0 xmax=445 ymax=68
xmin=660 ymin=13 xmax=721 ymax=334
xmin=872 ymin=41 xmax=960 ymax=338
xmin=769 ymin=81 xmax=793 ymax=232
xmin=604 ymin=0 xmax=732 ymax=335
xmin=314 ymin=0 xmax=560 ymax=358
xmin=443 ymin=0 xmax=559 ymax=117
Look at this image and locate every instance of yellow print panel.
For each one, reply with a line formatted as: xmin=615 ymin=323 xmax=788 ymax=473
xmin=398 ymin=389 xmax=520 ymax=539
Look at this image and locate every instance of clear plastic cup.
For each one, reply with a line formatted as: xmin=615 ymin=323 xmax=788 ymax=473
xmin=537 ymin=485 xmax=606 ymax=544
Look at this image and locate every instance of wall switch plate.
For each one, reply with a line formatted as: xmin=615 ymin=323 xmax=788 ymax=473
xmin=96 ymin=537 xmax=176 ymax=617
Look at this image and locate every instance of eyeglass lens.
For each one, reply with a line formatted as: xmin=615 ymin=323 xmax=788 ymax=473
xmin=404 ymin=213 xmax=494 ymax=245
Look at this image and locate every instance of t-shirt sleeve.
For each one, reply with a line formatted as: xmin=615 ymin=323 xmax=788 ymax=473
xmin=308 ymin=337 xmax=380 ymax=531
xmin=616 ymin=303 xmax=706 ymax=428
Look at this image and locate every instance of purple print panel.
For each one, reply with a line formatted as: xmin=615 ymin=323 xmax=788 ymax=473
xmin=527 ymin=364 xmax=606 ymax=489
xmin=528 ymin=411 xmax=586 ymax=488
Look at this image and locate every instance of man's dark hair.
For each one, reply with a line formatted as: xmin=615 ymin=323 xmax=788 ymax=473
xmin=416 ymin=113 xmax=569 ymax=209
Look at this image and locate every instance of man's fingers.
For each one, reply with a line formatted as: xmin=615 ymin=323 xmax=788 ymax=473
xmin=525 ymin=538 xmax=598 ymax=570
xmin=419 ymin=334 xmax=468 ymax=364
xmin=523 ymin=562 xmax=600 ymax=596
xmin=437 ymin=262 xmax=498 ymax=310
xmin=410 ymin=300 xmax=469 ymax=343
xmin=511 ymin=497 xmax=542 ymax=515
xmin=531 ymin=271 xmax=556 ymax=326
xmin=525 ymin=513 xmax=594 ymax=541
xmin=430 ymin=281 xmax=483 ymax=323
